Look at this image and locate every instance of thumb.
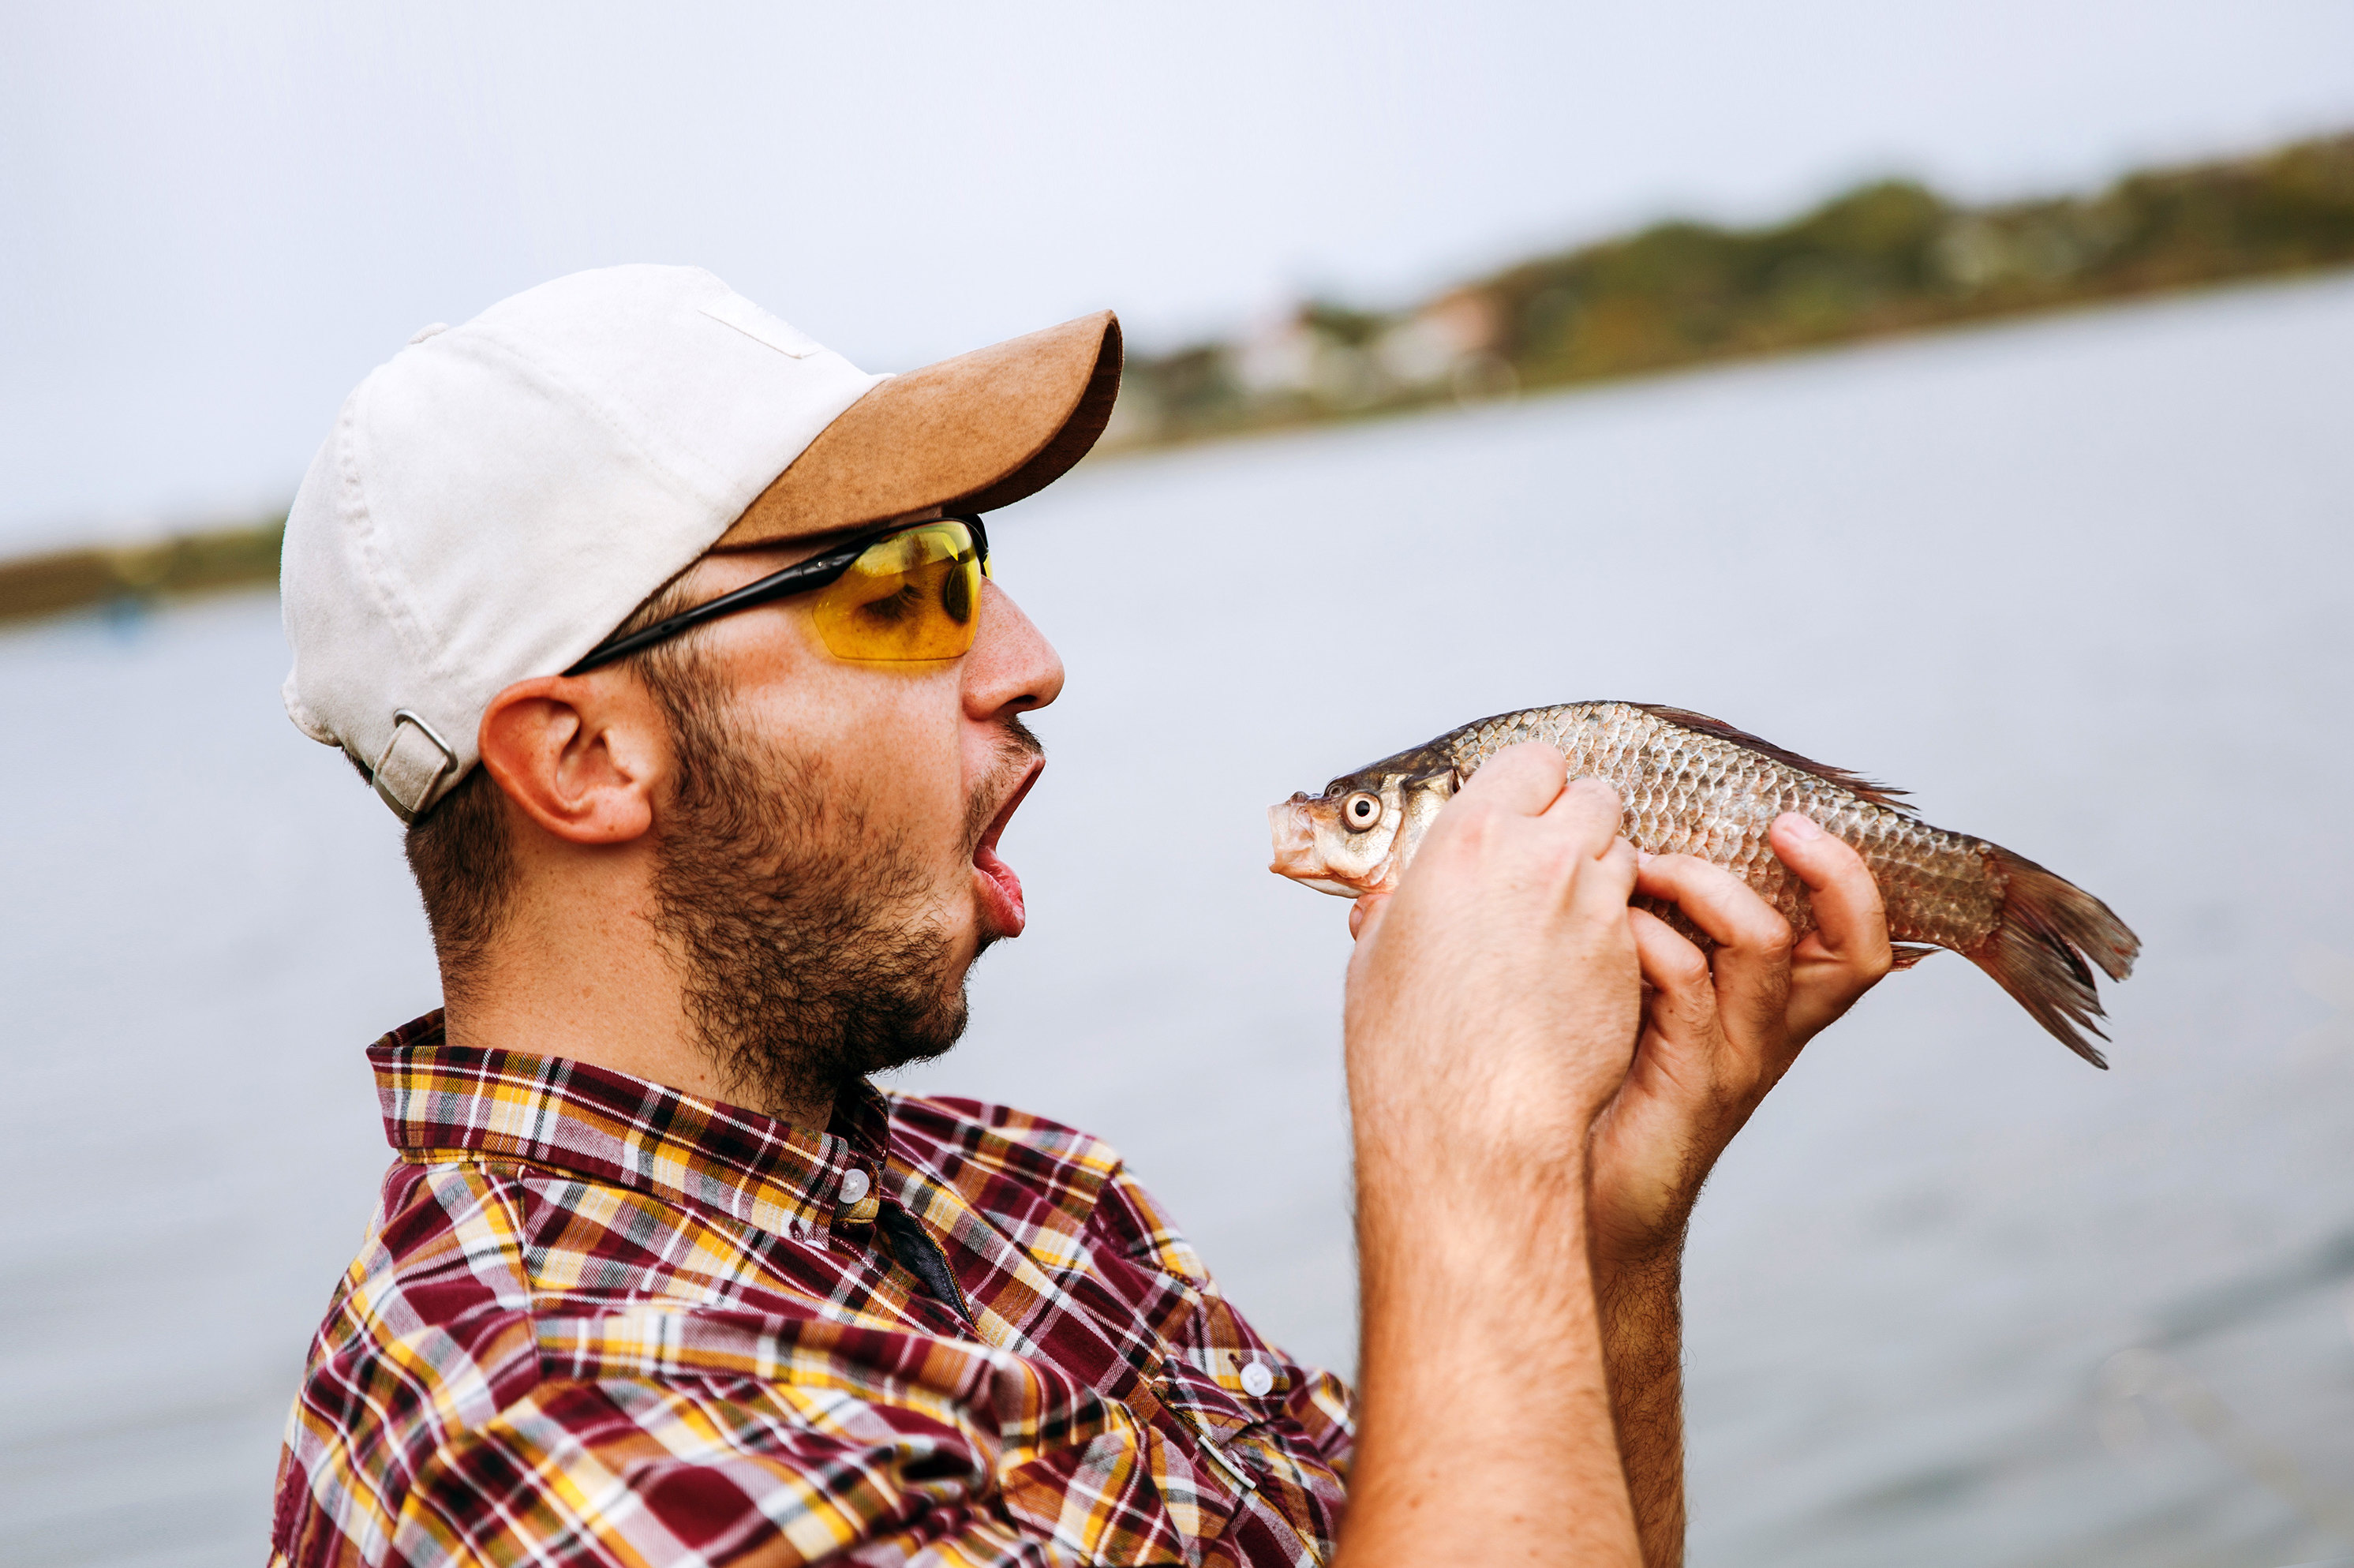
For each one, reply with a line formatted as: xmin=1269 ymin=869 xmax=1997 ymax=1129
xmin=1349 ymin=893 xmax=1392 ymax=944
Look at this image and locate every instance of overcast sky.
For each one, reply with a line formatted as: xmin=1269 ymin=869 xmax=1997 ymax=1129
xmin=4 ymin=0 xmax=2351 ymax=548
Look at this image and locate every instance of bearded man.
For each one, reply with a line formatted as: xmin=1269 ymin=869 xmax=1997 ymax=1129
xmin=269 ymin=266 xmax=1893 ymax=1568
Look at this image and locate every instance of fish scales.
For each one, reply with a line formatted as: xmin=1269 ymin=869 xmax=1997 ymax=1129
xmin=1455 ymin=703 xmax=2000 ymax=952
xmin=1267 ymin=700 xmax=2139 ymax=1066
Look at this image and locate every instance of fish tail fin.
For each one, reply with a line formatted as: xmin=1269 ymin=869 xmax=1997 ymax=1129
xmin=1966 ymin=847 xmax=2141 ymax=1069
xmin=1888 ymin=943 xmax=1939 ymax=971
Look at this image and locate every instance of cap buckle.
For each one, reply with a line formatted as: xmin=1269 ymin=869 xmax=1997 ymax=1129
xmin=370 ymin=709 xmax=458 ymax=825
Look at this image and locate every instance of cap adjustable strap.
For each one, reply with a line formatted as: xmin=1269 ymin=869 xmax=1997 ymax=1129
xmin=370 ymin=709 xmax=458 ymax=825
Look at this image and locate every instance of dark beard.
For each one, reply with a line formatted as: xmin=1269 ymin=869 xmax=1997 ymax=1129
xmin=643 ymin=665 xmax=981 ymax=1119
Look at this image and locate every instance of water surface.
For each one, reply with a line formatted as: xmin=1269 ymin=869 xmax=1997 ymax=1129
xmin=6 ymin=275 xmax=2352 ymax=1566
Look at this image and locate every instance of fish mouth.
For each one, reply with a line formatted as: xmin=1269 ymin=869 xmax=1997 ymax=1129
xmin=1292 ymin=876 xmax=1364 ymax=898
xmin=1268 ymin=794 xmax=1364 ymax=897
xmin=972 ymin=758 xmax=1042 ymax=940
xmin=1267 ymin=796 xmax=1322 ymax=876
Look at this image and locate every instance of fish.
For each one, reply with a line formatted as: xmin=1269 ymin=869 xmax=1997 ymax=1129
xmin=1267 ymin=701 xmax=2139 ymax=1066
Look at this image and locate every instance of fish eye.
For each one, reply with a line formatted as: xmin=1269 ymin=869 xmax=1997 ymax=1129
xmin=1340 ymin=791 xmax=1383 ymax=833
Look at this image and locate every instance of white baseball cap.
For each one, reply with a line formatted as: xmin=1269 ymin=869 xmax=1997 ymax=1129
xmin=280 ymin=264 xmax=1120 ymax=821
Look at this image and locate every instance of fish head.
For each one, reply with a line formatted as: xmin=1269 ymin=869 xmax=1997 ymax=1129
xmin=1267 ymin=759 xmax=1456 ymax=898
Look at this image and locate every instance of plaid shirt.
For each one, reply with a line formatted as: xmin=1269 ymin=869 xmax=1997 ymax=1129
xmin=270 ymin=1014 xmax=1354 ymax=1567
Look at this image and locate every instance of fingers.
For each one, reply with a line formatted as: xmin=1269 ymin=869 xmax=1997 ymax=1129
xmin=1630 ymin=821 xmax=1896 ymax=1053
xmin=1768 ymin=814 xmax=1892 ymax=976
xmin=1631 ymin=852 xmax=1783 ymax=949
xmin=1542 ymin=776 xmax=1630 ymax=856
xmin=1536 ymin=779 xmax=1636 ymax=920
xmin=1458 ymin=741 xmax=1568 ymax=816
xmin=1768 ymin=813 xmax=1895 ymax=1037
xmin=1436 ymin=747 xmax=1630 ymax=911
xmin=1584 ymin=831 xmax=1641 ymax=914
xmin=1457 ymin=744 xmax=1622 ymax=837
xmin=1344 ymin=743 xmax=1650 ymax=1148
xmin=1634 ymin=851 xmax=1792 ymax=1045
xmin=1630 ymin=907 xmax=1717 ymax=1043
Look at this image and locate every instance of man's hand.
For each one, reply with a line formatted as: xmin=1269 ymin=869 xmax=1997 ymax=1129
xmin=1336 ymin=743 xmax=1648 ymax=1568
xmin=1588 ymin=812 xmax=1895 ymax=1267
xmin=1575 ymin=811 xmax=1894 ymax=1568
xmin=1344 ymin=743 xmax=1644 ymax=1167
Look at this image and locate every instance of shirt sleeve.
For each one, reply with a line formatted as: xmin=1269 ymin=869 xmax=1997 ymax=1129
xmin=387 ymin=1375 xmax=1081 ymax=1568
xmin=1094 ymin=1162 xmax=1358 ymax=1474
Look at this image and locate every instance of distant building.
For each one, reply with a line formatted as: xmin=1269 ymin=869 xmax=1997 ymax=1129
xmin=1232 ymin=310 xmax=1322 ymax=397
xmin=1374 ymin=288 xmax=1501 ymax=387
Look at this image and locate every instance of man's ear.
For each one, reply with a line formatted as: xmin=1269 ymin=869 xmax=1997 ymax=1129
xmin=477 ymin=674 xmax=662 ymax=845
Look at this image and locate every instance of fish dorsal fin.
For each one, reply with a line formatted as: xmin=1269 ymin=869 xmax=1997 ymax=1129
xmin=1628 ymin=703 xmax=1914 ymax=813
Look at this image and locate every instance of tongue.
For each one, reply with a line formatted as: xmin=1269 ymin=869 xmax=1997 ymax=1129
xmin=975 ymin=842 xmax=1027 ymax=933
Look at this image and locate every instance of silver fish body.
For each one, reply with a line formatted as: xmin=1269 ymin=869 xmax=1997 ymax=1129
xmin=1269 ymin=701 xmax=2139 ymax=1065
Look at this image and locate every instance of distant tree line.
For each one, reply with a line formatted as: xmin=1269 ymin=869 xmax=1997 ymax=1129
xmin=0 ymin=522 xmax=286 ymax=627
xmin=5 ymin=131 xmax=2352 ymax=624
xmin=1106 ymin=129 xmax=2354 ymax=449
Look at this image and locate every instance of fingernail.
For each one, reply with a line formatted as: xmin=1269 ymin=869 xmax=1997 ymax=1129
xmin=1783 ymin=813 xmax=1823 ymax=840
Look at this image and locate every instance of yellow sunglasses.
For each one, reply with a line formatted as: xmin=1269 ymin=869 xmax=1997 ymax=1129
xmin=567 ymin=515 xmax=992 ymax=675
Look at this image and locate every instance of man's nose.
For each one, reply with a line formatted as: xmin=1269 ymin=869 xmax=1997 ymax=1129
xmin=964 ymin=578 xmax=1065 ymax=717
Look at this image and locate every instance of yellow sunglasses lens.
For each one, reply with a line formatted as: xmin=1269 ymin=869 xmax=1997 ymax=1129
xmin=809 ymin=522 xmax=985 ymax=661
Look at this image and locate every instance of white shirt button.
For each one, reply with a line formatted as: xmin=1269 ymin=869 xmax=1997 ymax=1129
xmin=837 ymin=1168 xmax=871 ymax=1206
xmin=1239 ymin=1360 xmax=1275 ymax=1398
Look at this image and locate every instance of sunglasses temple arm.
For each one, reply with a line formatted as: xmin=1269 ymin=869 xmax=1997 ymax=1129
xmin=563 ymin=556 xmax=850 ymax=675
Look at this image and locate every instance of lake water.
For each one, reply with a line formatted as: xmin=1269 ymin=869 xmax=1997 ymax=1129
xmin=6 ymin=275 xmax=2354 ymax=1566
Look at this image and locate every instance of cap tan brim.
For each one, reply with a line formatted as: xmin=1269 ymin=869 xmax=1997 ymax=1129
xmin=717 ymin=309 xmax=1122 ymax=548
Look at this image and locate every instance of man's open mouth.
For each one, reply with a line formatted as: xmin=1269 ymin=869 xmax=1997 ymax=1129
xmin=972 ymin=760 xmax=1041 ymax=939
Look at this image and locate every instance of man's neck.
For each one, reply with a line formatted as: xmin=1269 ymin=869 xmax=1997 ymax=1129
xmin=441 ymin=926 xmax=836 ymax=1132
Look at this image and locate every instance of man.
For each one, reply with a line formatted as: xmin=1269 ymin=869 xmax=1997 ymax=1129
xmin=270 ymin=265 xmax=1892 ymax=1567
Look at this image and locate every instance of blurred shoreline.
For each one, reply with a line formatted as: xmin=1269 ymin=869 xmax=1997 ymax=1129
xmin=1108 ymin=129 xmax=2354 ymax=449
xmin=4 ymin=128 xmax=2350 ymax=629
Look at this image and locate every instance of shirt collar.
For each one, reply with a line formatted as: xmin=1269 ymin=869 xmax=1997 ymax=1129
xmin=369 ymin=1010 xmax=891 ymax=1239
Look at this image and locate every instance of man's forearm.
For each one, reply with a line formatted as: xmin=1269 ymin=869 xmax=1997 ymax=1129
xmin=1339 ymin=1166 xmax=1643 ymax=1568
xmin=1594 ymin=1256 xmax=1686 ymax=1568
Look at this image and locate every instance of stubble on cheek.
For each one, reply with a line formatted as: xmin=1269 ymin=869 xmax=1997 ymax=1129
xmin=638 ymin=662 xmax=978 ymax=1119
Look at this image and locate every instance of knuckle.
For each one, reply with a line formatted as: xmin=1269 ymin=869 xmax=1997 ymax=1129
xmin=1533 ymin=836 xmax=1584 ymax=889
xmin=1450 ymin=805 xmax=1506 ymax=856
xmin=1435 ymin=803 xmax=1498 ymax=853
xmin=1491 ymin=741 xmax=1563 ymax=779
xmin=1566 ymin=776 xmax=1622 ymax=810
xmin=1665 ymin=947 xmax=1711 ymax=987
